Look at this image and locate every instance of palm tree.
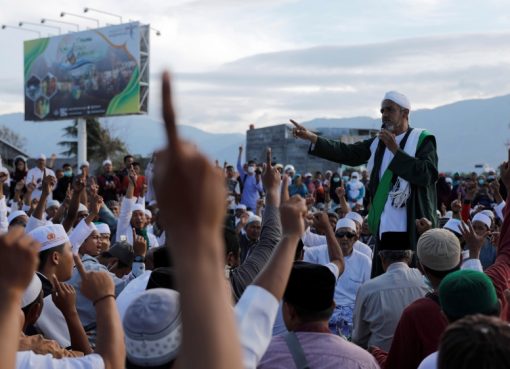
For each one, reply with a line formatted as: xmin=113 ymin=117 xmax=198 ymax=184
xmin=58 ymin=118 xmax=128 ymax=163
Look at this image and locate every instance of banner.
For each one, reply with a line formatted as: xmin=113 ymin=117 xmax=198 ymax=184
xmin=24 ymin=22 xmax=144 ymax=121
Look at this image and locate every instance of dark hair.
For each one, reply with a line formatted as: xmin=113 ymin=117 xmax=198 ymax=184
xmin=124 ymin=155 xmax=134 ymax=162
xmin=224 ymin=227 xmax=240 ymax=257
xmin=62 ymin=163 xmax=71 ymax=168
xmin=423 ymin=264 xmax=460 ymax=280
xmin=38 ymin=244 xmax=65 ymax=271
xmin=438 ymin=315 xmax=510 ymax=369
xmin=132 ymin=162 xmax=141 ymax=168
xmin=126 ymin=358 xmax=174 ymax=369
xmin=291 ymin=303 xmax=335 ymax=322
xmin=295 ymin=239 xmax=304 ymax=261
xmin=379 ymin=250 xmax=413 ymax=263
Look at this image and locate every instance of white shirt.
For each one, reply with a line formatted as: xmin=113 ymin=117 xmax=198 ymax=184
xmin=301 ymin=228 xmax=373 ymax=260
xmin=417 ymin=351 xmax=438 ymax=369
xmin=16 ymin=351 xmax=104 ymax=369
xmin=116 ymin=197 xmax=159 ymax=247
xmin=26 ymin=167 xmax=56 ymax=200
xmin=379 ymin=132 xmax=407 ymax=237
xmin=304 ymin=246 xmax=371 ymax=307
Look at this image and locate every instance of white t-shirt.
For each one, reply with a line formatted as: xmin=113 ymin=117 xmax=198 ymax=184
xmin=16 ymin=351 xmax=104 ymax=369
xmin=379 ymin=132 xmax=407 ymax=237
xmin=26 ymin=167 xmax=56 ymax=200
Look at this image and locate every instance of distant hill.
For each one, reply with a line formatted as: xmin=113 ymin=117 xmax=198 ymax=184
xmin=0 ymin=93 xmax=509 ymax=171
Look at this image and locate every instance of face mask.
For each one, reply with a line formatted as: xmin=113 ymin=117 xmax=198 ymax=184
xmin=333 ymin=177 xmax=340 ymax=183
xmin=478 ymin=179 xmax=485 ymax=186
xmin=247 ymin=166 xmax=255 ymax=174
xmin=64 ymin=170 xmax=73 ymax=177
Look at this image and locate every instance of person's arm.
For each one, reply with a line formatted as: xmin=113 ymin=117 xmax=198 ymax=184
xmin=301 ymin=226 xmax=326 ymax=247
xmin=235 ymin=212 xmax=249 ymax=235
xmin=230 ymin=148 xmax=282 ymax=301
xmin=335 ymin=185 xmax=350 ymax=215
xmin=62 ymin=177 xmax=86 ymax=232
xmin=116 ymin=196 xmax=135 ymax=242
xmin=281 ymin=174 xmax=290 ymax=203
xmin=386 ymin=135 xmax=439 ymax=187
xmin=0 ymin=228 xmax=39 ymax=369
xmin=237 ymin=145 xmax=245 ymax=176
xmin=312 ymin=212 xmax=345 ymax=273
xmin=153 ymin=72 xmax=243 ymax=369
xmin=32 ymin=171 xmax=55 ymax=221
xmin=50 ymin=276 xmax=92 ymax=354
xmin=74 ymin=255 xmax=124 ymax=369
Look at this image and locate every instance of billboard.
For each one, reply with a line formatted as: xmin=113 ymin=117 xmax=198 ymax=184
xmin=24 ymin=22 xmax=149 ymax=121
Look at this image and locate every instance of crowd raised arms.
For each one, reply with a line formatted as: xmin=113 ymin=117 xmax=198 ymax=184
xmin=0 ymin=80 xmax=509 ymax=369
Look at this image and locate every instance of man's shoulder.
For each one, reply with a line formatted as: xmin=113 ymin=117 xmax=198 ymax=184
xmin=351 ymin=249 xmax=372 ymax=265
xmin=402 ymin=295 xmax=440 ymax=316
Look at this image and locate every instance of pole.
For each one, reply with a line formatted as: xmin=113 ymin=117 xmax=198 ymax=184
xmin=77 ymin=118 xmax=87 ymax=166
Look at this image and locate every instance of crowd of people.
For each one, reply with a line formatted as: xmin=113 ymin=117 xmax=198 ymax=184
xmin=1 ymin=76 xmax=510 ymax=369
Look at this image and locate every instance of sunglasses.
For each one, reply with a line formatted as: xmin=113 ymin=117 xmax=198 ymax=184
xmin=335 ymin=232 xmax=356 ymax=239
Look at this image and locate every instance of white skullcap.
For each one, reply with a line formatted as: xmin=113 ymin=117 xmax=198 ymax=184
xmin=78 ymin=204 xmax=88 ymax=213
xmin=95 ymin=223 xmax=111 ymax=235
xmin=417 ymin=229 xmax=460 ymax=271
xmin=29 ymin=224 xmax=70 ymax=252
xmin=132 ymin=203 xmax=145 ymax=213
xmin=382 ymin=91 xmax=411 ymax=110
xmin=22 ymin=274 xmax=42 ymax=308
xmin=443 ymin=218 xmax=463 ymax=236
xmin=274 ymin=163 xmax=284 ymax=169
xmin=345 ymin=212 xmax=363 ymax=226
xmin=38 ymin=154 xmax=46 ymax=160
xmin=284 ymin=165 xmax=295 ymax=173
xmin=0 ymin=167 xmax=9 ymax=176
xmin=246 ymin=214 xmax=262 ymax=225
xmin=80 ymin=161 xmax=90 ymax=167
xmin=325 ymin=170 xmax=332 ymax=175
xmin=144 ymin=209 xmax=152 ymax=218
xmin=480 ymin=210 xmax=495 ymax=220
xmin=103 ymin=159 xmax=112 ymax=166
xmin=335 ymin=218 xmax=356 ymax=232
xmin=46 ymin=200 xmax=60 ymax=210
xmin=304 ymin=172 xmax=312 ymax=178
xmin=235 ymin=204 xmax=247 ymax=211
xmin=351 ymin=172 xmax=360 ymax=179
xmin=7 ymin=210 xmax=27 ymax=225
xmin=472 ymin=213 xmax=491 ymax=229
xmin=148 ymin=200 xmax=157 ymax=207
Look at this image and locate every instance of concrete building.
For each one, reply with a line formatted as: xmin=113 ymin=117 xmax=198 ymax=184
xmin=246 ymin=124 xmax=378 ymax=174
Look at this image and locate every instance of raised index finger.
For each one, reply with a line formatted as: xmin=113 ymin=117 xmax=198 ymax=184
xmin=73 ymin=254 xmax=87 ymax=277
xmin=162 ymin=71 xmax=179 ymax=154
xmin=289 ymin=119 xmax=304 ymax=129
xmin=266 ymin=147 xmax=272 ymax=168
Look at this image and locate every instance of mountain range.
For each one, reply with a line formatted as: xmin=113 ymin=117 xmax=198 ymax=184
xmin=0 ymin=93 xmax=509 ymax=172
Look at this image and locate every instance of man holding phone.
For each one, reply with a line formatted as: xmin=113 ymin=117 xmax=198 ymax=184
xmin=291 ymin=91 xmax=438 ymax=276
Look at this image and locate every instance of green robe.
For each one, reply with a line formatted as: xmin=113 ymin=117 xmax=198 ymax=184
xmin=309 ymin=129 xmax=438 ymax=273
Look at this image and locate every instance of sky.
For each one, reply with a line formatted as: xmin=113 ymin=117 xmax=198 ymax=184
xmin=1 ymin=0 xmax=510 ymax=133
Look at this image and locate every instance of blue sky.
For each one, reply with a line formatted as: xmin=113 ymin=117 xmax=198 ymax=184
xmin=1 ymin=0 xmax=510 ymax=132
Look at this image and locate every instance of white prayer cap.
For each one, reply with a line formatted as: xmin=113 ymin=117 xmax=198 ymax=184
xmin=325 ymin=170 xmax=332 ymax=175
xmin=22 ymin=274 xmax=42 ymax=308
xmin=246 ymin=214 xmax=262 ymax=225
xmin=7 ymin=210 xmax=27 ymax=225
xmin=443 ymin=218 xmax=463 ymax=236
xmin=132 ymin=203 xmax=145 ymax=213
xmin=80 ymin=161 xmax=89 ymax=168
xmin=78 ymin=204 xmax=88 ymax=213
xmin=304 ymin=172 xmax=312 ymax=178
xmin=124 ymin=289 xmax=181 ymax=366
xmin=0 ymin=167 xmax=8 ymax=176
xmin=29 ymin=224 xmax=70 ymax=252
xmin=350 ymin=172 xmax=360 ymax=179
xmin=102 ymin=159 xmax=112 ymax=166
xmin=38 ymin=154 xmax=46 ymax=160
xmin=481 ymin=210 xmax=495 ymax=220
xmin=382 ymin=91 xmax=411 ymax=110
xmin=335 ymin=218 xmax=356 ymax=232
xmin=148 ymin=200 xmax=157 ymax=207
xmin=22 ymin=205 xmax=31 ymax=212
xmin=144 ymin=209 xmax=152 ymax=218
xmin=235 ymin=204 xmax=247 ymax=211
xmin=95 ymin=223 xmax=111 ymax=235
xmin=344 ymin=212 xmax=363 ymax=226
xmin=46 ymin=200 xmax=60 ymax=210
xmin=472 ymin=213 xmax=491 ymax=229
xmin=284 ymin=165 xmax=295 ymax=173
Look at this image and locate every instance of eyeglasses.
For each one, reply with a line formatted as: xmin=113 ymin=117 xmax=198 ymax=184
xmin=335 ymin=232 xmax=356 ymax=239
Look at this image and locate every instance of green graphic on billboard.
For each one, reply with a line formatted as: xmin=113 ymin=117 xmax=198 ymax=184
xmin=24 ymin=22 xmax=147 ymax=121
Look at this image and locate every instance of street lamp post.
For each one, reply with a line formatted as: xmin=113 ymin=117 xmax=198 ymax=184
xmin=60 ymin=11 xmax=100 ymax=28
xmin=83 ymin=7 xmax=123 ymax=23
xmin=41 ymin=18 xmax=80 ymax=31
xmin=19 ymin=21 xmax=61 ymax=34
xmin=1 ymin=24 xmax=41 ymax=37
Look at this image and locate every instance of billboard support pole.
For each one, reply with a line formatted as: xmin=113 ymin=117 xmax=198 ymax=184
xmin=77 ymin=118 xmax=87 ymax=165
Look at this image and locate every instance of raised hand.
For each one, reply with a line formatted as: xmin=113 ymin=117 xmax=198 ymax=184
xmin=15 ymin=179 xmax=25 ymax=192
xmin=51 ymin=275 xmax=78 ymax=316
xmin=261 ymin=147 xmax=281 ymax=197
xmin=72 ymin=176 xmax=86 ymax=193
xmin=128 ymin=166 xmax=138 ymax=186
xmin=41 ymin=170 xmax=56 ymax=195
xmin=335 ymin=185 xmax=346 ymax=199
xmin=415 ymin=217 xmax=432 ymax=235
xmin=132 ymin=228 xmax=147 ymax=257
xmin=280 ymin=195 xmax=308 ymax=238
xmin=378 ymin=129 xmax=398 ymax=153
xmin=313 ymin=212 xmax=332 ymax=234
xmin=290 ymin=119 xmax=317 ymax=143
xmin=460 ymin=221 xmax=489 ymax=259
xmin=73 ymin=254 xmax=114 ymax=304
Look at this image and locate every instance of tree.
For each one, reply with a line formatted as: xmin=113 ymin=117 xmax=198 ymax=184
xmin=0 ymin=126 xmax=27 ymax=150
xmin=58 ymin=118 xmax=128 ymax=163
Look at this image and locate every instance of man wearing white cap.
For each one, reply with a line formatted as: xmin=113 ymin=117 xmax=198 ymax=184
xmin=292 ymin=91 xmax=438 ymax=277
xmin=239 ymin=214 xmax=262 ymax=263
xmin=26 ymin=154 xmax=56 ymax=201
xmin=471 ymin=212 xmax=496 ymax=269
xmin=304 ymin=218 xmax=371 ymax=338
xmin=97 ymin=159 xmax=120 ymax=203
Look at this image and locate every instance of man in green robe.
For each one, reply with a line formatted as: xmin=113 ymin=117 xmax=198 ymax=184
xmin=291 ymin=91 xmax=438 ymax=276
